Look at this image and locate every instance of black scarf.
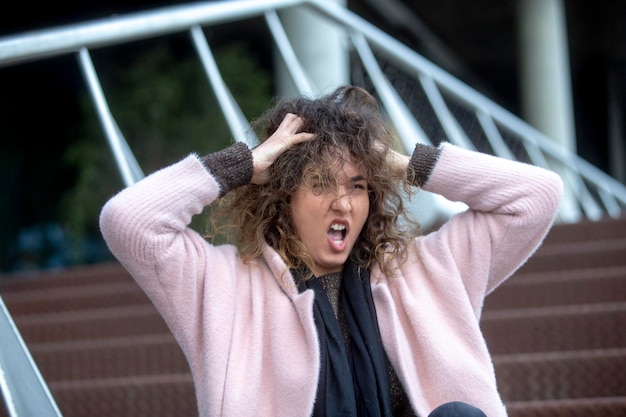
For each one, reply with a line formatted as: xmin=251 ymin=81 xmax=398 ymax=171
xmin=297 ymin=260 xmax=393 ymax=417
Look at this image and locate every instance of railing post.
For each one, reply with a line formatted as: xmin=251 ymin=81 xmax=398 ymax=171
xmin=190 ymin=25 xmax=258 ymax=147
xmin=78 ymin=47 xmax=145 ymax=187
xmin=0 ymin=296 xmax=63 ymax=417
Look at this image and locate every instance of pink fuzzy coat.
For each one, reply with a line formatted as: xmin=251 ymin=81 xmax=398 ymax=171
xmin=99 ymin=143 xmax=563 ymax=417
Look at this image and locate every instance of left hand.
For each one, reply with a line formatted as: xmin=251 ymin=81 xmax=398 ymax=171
xmin=251 ymin=113 xmax=315 ymax=185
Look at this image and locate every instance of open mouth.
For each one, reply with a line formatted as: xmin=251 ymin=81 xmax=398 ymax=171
xmin=327 ymin=223 xmax=347 ymax=244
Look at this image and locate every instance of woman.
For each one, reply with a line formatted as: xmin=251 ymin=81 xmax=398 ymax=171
xmin=100 ymin=86 xmax=563 ymax=417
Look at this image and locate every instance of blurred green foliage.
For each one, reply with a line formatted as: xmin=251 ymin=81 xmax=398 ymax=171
xmin=58 ymin=38 xmax=271 ymax=262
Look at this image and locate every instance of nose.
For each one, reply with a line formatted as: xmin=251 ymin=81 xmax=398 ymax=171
xmin=330 ymin=191 xmax=351 ymax=212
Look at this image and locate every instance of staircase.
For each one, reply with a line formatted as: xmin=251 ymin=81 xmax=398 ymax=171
xmin=0 ymin=265 xmax=196 ymax=417
xmin=482 ymin=216 xmax=626 ymax=417
xmin=1 ymin=217 xmax=625 ymax=417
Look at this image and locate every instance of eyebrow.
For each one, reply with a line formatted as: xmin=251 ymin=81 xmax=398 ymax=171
xmin=350 ymin=175 xmax=367 ymax=182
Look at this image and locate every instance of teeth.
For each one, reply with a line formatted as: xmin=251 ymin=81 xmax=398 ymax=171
xmin=330 ymin=224 xmax=346 ymax=231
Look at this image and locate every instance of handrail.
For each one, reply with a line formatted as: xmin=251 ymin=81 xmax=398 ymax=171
xmin=0 ymin=0 xmax=624 ymax=218
xmin=0 ymin=0 xmax=304 ymax=68
xmin=0 ymin=0 xmax=625 ymax=414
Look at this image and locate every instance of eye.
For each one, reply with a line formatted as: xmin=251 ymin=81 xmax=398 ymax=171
xmin=350 ymin=182 xmax=368 ymax=192
xmin=309 ymin=182 xmax=324 ymax=195
xmin=301 ymin=173 xmax=325 ymax=194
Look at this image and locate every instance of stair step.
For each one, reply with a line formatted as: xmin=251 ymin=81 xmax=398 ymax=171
xmin=493 ymin=348 xmax=626 ymax=402
xmin=543 ymin=216 xmax=626 ymax=245
xmin=2 ymin=281 xmax=151 ymax=315
xmin=49 ymin=374 xmax=198 ymax=417
xmin=505 ymin=396 xmax=626 ymax=417
xmin=29 ymin=334 xmax=190 ymax=382
xmin=13 ymin=305 xmax=169 ymax=344
xmin=481 ymin=302 xmax=626 ymax=354
xmin=485 ymin=266 xmax=626 ymax=309
xmin=519 ymin=238 xmax=626 ymax=273
xmin=0 ymin=263 xmax=131 ymax=291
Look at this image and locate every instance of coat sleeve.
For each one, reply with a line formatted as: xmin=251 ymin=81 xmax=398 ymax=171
xmin=418 ymin=143 xmax=564 ymax=313
xmin=98 ymin=152 xmax=245 ymax=356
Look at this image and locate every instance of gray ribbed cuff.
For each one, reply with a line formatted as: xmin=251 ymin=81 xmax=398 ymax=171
xmin=200 ymin=142 xmax=253 ymax=197
xmin=407 ymin=143 xmax=441 ymax=187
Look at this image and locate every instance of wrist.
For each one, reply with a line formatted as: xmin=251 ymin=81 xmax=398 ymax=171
xmin=407 ymin=143 xmax=441 ymax=186
xmin=200 ymin=142 xmax=253 ymax=196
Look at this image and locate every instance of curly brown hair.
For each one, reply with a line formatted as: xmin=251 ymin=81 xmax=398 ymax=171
xmin=215 ymin=86 xmax=420 ymax=278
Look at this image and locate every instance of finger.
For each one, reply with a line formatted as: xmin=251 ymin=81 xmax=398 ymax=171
xmin=290 ymin=131 xmax=316 ymax=145
xmin=283 ymin=113 xmax=312 ymax=133
xmin=274 ymin=114 xmax=312 ymax=144
xmin=278 ymin=113 xmax=301 ymax=131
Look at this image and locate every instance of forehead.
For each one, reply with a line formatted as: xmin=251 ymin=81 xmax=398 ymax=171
xmin=305 ymin=153 xmax=366 ymax=181
xmin=338 ymin=159 xmax=366 ymax=180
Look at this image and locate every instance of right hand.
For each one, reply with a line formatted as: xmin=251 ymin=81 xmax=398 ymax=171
xmin=251 ymin=113 xmax=315 ymax=185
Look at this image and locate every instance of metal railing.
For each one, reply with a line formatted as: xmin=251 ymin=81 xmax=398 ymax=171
xmin=2 ymin=0 xmax=625 ymax=217
xmin=1 ymin=0 xmax=625 ymax=415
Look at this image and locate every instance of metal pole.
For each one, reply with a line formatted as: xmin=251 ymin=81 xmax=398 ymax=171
xmin=0 ymin=296 xmax=62 ymax=417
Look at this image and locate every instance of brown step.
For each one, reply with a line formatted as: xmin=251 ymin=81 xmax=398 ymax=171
xmin=1 ymin=280 xmax=151 ymax=315
xmin=484 ymin=266 xmax=626 ymax=309
xmin=505 ymin=397 xmax=626 ymax=417
xmin=29 ymin=334 xmax=190 ymax=382
xmin=493 ymin=348 xmax=626 ymax=402
xmin=13 ymin=305 xmax=170 ymax=344
xmin=0 ymin=263 xmax=132 ymax=292
xmin=519 ymin=238 xmax=626 ymax=273
xmin=48 ymin=374 xmax=198 ymax=417
xmin=481 ymin=302 xmax=626 ymax=354
xmin=542 ymin=216 xmax=626 ymax=245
